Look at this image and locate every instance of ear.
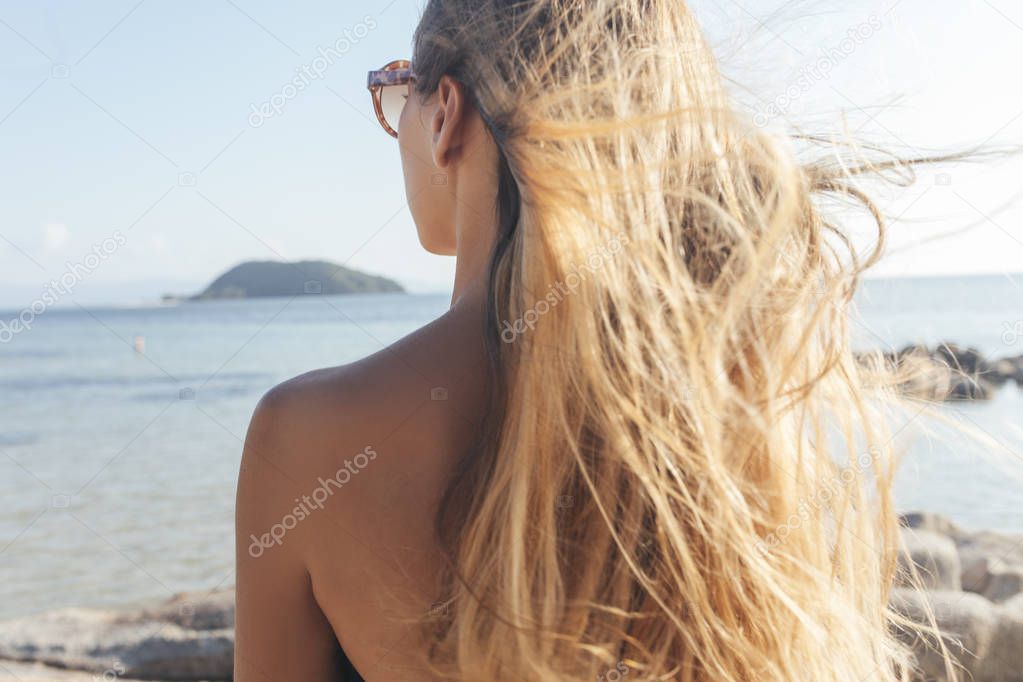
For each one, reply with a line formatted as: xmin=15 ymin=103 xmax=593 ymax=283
xmin=430 ymin=75 xmax=467 ymax=170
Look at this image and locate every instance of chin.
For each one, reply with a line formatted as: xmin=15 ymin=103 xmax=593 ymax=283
xmin=416 ymin=228 xmax=457 ymax=256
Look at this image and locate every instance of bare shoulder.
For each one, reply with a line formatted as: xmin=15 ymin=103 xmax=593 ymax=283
xmin=238 ymin=296 xmax=489 ymax=562
xmin=236 ymin=298 xmax=488 ymax=679
xmin=245 ymin=297 xmax=487 ymax=485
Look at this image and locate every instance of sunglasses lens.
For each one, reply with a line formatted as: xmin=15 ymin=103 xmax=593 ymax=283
xmin=380 ymin=84 xmax=408 ymax=135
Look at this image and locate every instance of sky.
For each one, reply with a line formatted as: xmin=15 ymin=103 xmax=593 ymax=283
xmin=0 ymin=0 xmax=1021 ymax=306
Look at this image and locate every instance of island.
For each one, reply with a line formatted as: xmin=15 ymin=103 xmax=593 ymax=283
xmin=188 ymin=260 xmax=404 ymax=300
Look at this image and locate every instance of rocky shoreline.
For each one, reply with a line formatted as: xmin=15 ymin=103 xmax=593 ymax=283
xmin=894 ymin=512 xmax=1023 ymax=681
xmin=0 ymin=512 xmax=1020 ymax=681
xmin=0 ymin=590 xmax=233 ymax=681
xmin=859 ymin=342 xmax=1023 ymax=402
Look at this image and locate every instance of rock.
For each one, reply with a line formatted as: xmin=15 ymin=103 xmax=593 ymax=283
xmin=985 ymin=359 xmax=1019 ymax=387
xmin=957 ymin=529 xmax=1023 ymax=574
xmin=871 ymin=342 xmax=1023 ymax=401
xmin=891 ymin=588 xmax=999 ymax=682
xmin=901 ymin=512 xmax=1023 ymax=593
xmin=963 ymin=555 xmax=1001 ymax=593
xmin=981 ymin=600 xmax=1023 ymax=682
xmin=0 ymin=660 xmax=150 ymax=681
xmin=1011 ymin=355 xmax=1023 ymax=386
xmin=138 ymin=589 xmax=235 ymax=630
xmin=1004 ymin=592 xmax=1023 ymax=616
xmin=898 ymin=529 xmax=962 ymax=591
xmin=893 ymin=352 xmax=953 ymax=402
xmin=946 ymin=374 xmax=995 ymax=401
xmin=892 ymin=585 xmax=1023 ymax=682
xmin=897 ymin=343 xmax=929 ymax=357
xmin=964 ymin=557 xmax=1023 ymax=603
xmin=988 ymin=353 xmax=1023 ymax=384
xmin=932 ymin=343 xmax=985 ymax=375
xmin=0 ymin=589 xmax=233 ymax=681
xmin=900 ymin=511 xmax=963 ymax=537
xmin=957 ymin=521 xmax=1023 ymax=602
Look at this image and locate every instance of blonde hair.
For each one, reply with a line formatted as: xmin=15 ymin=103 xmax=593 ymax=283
xmin=412 ymin=1 xmax=962 ymax=679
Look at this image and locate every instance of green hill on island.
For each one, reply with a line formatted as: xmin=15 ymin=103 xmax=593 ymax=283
xmin=191 ymin=260 xmax=404 ymax=300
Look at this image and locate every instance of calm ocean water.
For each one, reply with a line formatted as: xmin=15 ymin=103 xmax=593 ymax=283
xmin=1 ymin=275 xmax=1021 ymax=619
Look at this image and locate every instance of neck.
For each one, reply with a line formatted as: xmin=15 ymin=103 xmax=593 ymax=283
xmin=450 ymin=201 xmax=498 ymax=309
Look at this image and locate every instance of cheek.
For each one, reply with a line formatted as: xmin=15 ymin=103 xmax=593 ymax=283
xmin=399 ymin=91 xmax=414 ymax=135
xmin=397 ymin=100 xmax=456 ymax=255
xmin=399 ymin=97 xmax=430 ymax=165
xmin=398 ymin=100 xmax=429 ymax=202
xmin=398 ymin=102 xmax=434 ymax=247
xmin=396 ymin=92 xmax=417 ymax=148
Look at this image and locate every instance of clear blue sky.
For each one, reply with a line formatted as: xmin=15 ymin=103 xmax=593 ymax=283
xmin=1 ymin=0 xmax=1021 ymax=306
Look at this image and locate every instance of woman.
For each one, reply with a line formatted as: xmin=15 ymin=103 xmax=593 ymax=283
xmin=235 ymin=1 xmax=951 ymax=680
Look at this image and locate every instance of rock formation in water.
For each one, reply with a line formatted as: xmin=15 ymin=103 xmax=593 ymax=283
xmin=857 ymin=342 xmax=1023 ymax=402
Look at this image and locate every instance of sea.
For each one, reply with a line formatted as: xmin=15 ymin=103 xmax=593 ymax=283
xmin=1 ymin=274 xmax=1021 ymax=620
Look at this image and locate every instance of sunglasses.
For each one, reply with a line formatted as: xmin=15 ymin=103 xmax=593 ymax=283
xmin=367 ymin=59 xmax=414 ymax=138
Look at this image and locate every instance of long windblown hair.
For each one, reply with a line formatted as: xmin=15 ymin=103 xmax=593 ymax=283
xmin=411 ymin=1 xmax=958 ymax=679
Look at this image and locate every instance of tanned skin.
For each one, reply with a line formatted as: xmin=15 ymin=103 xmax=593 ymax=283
xmin=234 ymin=76 xmax=500 ymax=681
